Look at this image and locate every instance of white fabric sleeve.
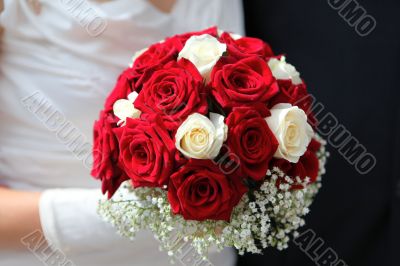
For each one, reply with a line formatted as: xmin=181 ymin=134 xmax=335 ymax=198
xmin=38 ymin=188 xmax=237 ymax=265
xmin=38 ymin=188 xmax=130 ymax=255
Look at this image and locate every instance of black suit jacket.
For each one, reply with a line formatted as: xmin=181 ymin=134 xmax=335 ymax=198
xmin=239 ymin=0 xmax=400 ymax=265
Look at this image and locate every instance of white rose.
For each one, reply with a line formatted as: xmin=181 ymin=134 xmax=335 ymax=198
xmin=113 ymin=91 xmax=141 ymax=126
xmin=265 ymin=103 xmax=313 ymax=163
xmin=178 ymin=34 xmax=227 ymax=82
xmin=175 ymin=112 xmax=227 ymax=159
xmin=129 ymin=47 xmax=148 ymax=67
xmin=217 ymin=29 xmax=242 ymax=40
xmin=229 ymin=32 xmax=243 ymax=40
xmin=268 ymin=56 xmax=302 ymax=85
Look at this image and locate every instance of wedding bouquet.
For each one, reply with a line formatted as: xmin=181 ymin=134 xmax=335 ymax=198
xmin=91 ymin=27 xmax=328 ymax=260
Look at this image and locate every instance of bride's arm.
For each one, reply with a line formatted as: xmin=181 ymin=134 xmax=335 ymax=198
xmin=0 ymin=1 xmax=128 ymax=254
xmin=0 ymin=185 xmax=133 ymax=253
xmin=0 ymin=187 xmax=43 ymax=249
xmin=0 ymin=1 xmax=41 ymax=250
xmin=1 ymin=0 xmax=4 ymax=42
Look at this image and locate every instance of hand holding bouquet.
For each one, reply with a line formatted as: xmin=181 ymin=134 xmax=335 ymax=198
xmin=91 ymin=27 xmax=328 ymax=259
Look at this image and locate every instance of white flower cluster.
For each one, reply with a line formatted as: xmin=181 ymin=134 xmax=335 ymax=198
xmin=98 ymin=136 xmax=328 ymax=259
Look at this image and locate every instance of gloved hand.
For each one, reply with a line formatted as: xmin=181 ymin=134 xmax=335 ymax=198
xmin=39 ymin=188 xmax=135 ymax=255
xmin=38 ymin=188 xmax=236 ymax=266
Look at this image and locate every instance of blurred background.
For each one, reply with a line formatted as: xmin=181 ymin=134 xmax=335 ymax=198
xmin=240 ymin=0 xmax=399 ymax=265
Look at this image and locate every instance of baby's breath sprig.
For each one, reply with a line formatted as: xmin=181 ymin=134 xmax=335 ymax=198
xmin=98 ymin=135 xmax=328 ymax=258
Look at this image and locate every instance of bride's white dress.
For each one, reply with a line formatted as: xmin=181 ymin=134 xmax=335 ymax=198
xmin=0 ymin=0 xmax=244 ymax=265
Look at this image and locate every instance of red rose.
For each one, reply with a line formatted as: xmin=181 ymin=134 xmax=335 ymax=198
xmin=225 ymin=106 xmax=279 ymax=181
xmin=220 ymin=32 xmax=274 ymax=59
xmin=113 ymin=116 xmax=179 ymax=188
xmin=271 ymin=139 xmax=320 ymax=189
xmin=269 ymin=80 xmax=318 ymax=127
xmin=131 ymin=27 xmax=218 ymax=90
xmin=135 ymin=59 xmax=208 ymax=130
xmin=307 ymin=138 xmax=321 ymax=154
xmin=168 ymin=159 xmax=247 ymax=221
xmin=132 ymin=40 xmax=179 ymax=90
xmin=167 ymin=26 xmax=219 ymax=50
xmin=211 ymin=56 xmax=279 ymax=109
xmin=91 ymin=111 xmax=128 ymax=198
xmin=104 ymin=68 xmax=136 ymax=113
